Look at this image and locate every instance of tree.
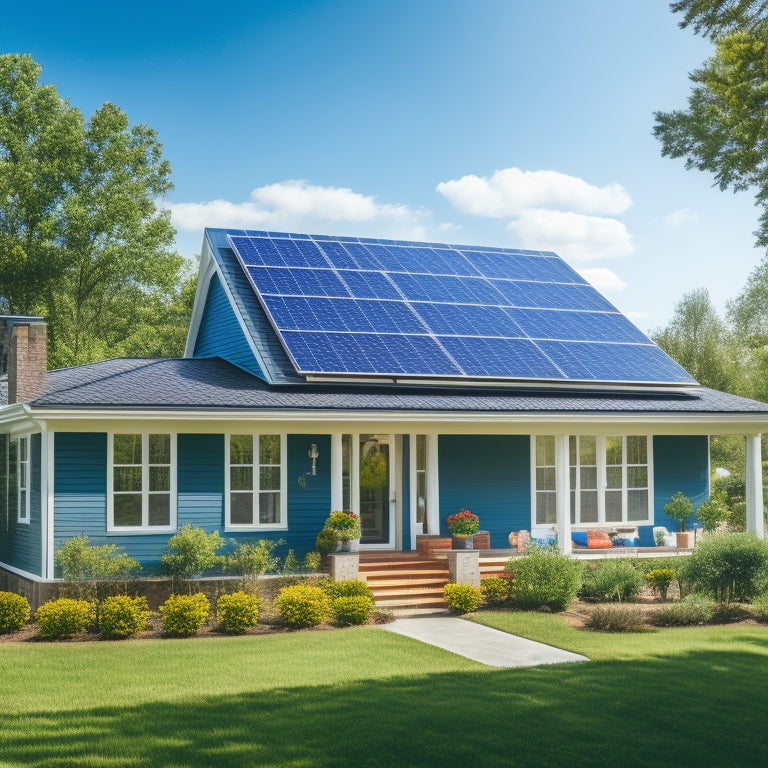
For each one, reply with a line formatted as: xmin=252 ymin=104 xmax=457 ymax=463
xmin=651 ymin=288 xmax=740 ymax=390
xmin=654 ymin=3 xmax=768 ymax=248
xmin=0 ymin=54 xmax=190 ymax=368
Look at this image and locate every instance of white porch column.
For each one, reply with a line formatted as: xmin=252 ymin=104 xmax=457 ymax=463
xmin=555 ymin=434 xmax=572 ymax=555
xmin=426 ymin=434 xmax=440 ymax=535
xmin=330 ymin=433 xmax=343 ymax=512
xmin=746 ymin=434 xmax=765 ymax=538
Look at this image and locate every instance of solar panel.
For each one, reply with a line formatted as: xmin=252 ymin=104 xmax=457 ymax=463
xmin=226 ymin=231 xmax=696 ymax=385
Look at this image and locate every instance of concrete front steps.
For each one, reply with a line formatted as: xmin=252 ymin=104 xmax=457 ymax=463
xmin=359 ymin=554 xmax=450 ymax=611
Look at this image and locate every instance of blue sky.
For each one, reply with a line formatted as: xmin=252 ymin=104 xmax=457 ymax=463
xmin=2 ymin=0 xmax=763 ymax=332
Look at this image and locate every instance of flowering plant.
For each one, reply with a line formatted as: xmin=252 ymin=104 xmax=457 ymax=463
xmin=326 ymin=511 xmax=361 ymax=543
xmin=446 ymin=509 xmax=479 ymax=536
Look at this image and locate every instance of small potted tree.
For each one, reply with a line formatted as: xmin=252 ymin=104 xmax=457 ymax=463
xmin=664 ymin=491 xmax=694 ymax=548
xmin=446 ymin=508 xmax=480 ymax=549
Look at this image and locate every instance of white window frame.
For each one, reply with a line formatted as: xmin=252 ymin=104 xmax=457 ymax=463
xmin=532 ymin=434 xmax=653 ymax=527
xmin=16 ymin=435 xmax=31 ymax=524
xmin=225 ymin=434 xmax=287 ymax=531
xmin=107 ymin=433 xmax=177 ymax=533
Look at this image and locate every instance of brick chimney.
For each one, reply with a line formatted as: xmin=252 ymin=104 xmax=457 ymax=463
xmin=0 ymin=317 xmax=47 ymax=405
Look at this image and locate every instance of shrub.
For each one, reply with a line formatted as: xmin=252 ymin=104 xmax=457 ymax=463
xmin=585 ymin=604 xmax=645 ymax=632
xmin=678 ymin=532 xmax=768 ymax=602
xmin=332 ymin=595 xmax=374 ymax=625
xmin=0 ymin=591 xmax=31 ymax=634
xmin=749 ymin=593 xmax=768 ymax=622
xmin=507 ymin=546 xmax=581 ymax=611
xmin=315 ymin=527 xmax=338 ymax=555
xmin=645 ymin=568 xmax=676 ymax=601
xmin=320 ymin=579 xmax=374 ymax=601
xmin=159 ymin=593 xmax=211 ymax=636
xmin=55 ymin=535 xmax=140 ymax=581
xmin=277 ymin=584 xmax=331 ymax=628
xmin=696 ymin=493 xmax=731 ymax=533
xmin=303 ymin=551 xmax=322 ymax=572
xmin=35 ymin=598 xmax=95 ymax=639
xmin=216 ymin=591 xmax=260 ymax=634
xmin=443 ymin=583 xmax=482 ymax=614
xmin=161 ymin=525 xmax=224 ymax=586
xmin=651 ymin=594 xmax=717 ymax=627
xmin=579 ymin=560 xmax=644 ymax=602
xmin=480 ymin=577 xmax=513 ymax=606
xmin=225 ymin=539 xmax=282 ymax=577
xmin=98 ymin=595 xmax=149 ymax=639
xmin=282 ymin=549 xmax=300 ymax=574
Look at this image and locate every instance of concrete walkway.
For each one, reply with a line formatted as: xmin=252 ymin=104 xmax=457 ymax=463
xmin=380 ymin=616 xmax=589 ymax=668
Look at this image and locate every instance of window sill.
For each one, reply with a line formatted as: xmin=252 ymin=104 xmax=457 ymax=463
xmin=225 ymin=525 xmax=288 ymax=533
xmin=107 ymin=526 xmax=178 ymax=536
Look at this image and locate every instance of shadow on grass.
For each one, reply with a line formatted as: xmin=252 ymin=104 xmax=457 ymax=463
xmin=3 ymin=648 xmax=768 ymax=768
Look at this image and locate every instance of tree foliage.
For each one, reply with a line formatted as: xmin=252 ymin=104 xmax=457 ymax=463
xmin=0 ymin=54 xmax=193 ymax=368
xmin=654 ymin=3 xmax=768 ymax=249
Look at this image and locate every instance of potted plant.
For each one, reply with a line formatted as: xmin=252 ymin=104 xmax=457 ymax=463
xmin=664 ymin=491 xmax=694 ymax=548
xmin=325 ymin=511 xmax=361 ymax=551
xmin=446 ymin=508 xmax=479 ymax=549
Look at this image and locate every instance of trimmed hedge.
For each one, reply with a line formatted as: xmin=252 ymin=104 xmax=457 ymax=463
xmin=332 ymin=595 xmax=374 ymax=625
xmin=443 ymin=583 xmax=482 ymax=614
xmin=277 ymin=584 xmax=331 ymax=628
xmin=480 ymin=577 xmax=514 ymax=606
xmin=35 ymin=598 xmax=95 ymax=640
xmin=159 ymin=593 xmax=211 ymax=636
xmin=320 ymin=579 xmax=374 ymax=601
xmin=0 ymin=591 xmax=31 ymax=634
xmin=216 ymin=591 xmax=260 ymax=634
xmin=98 ymin=595 xmax=149 ymax=639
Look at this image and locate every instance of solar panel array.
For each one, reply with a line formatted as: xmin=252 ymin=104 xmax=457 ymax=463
xmin=226 ymin=231 xmax=696 ymax=385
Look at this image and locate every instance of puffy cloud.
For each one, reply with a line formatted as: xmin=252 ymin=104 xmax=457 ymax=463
xmin=164 ymin=180 xmax=428 ymax=241
xmin=508 ymin=209 xmax=635 ymax=262
xmin=577 ymin=267 xmax=628 ymax=292
xmin=664 ymin=208 xmax=699 ymax=227
xmin=436 ymin=167 xmax=632 ymax=217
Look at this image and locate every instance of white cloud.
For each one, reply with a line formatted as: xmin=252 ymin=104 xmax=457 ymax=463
xmin=577 ymin=267 xmax=628 ymax=292
xmin=436 ymin=167 xmax=632 ymax=217
xmin=508 ymin=209 xmax=635 ymax=262
xmin=664 ymin=208 xmax=699 ymax=227
xmin=164 ymin=180 xmax=428 ymax=241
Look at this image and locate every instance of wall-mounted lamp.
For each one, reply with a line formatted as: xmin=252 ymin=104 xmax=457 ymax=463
xmin=308 ymin=443 xmax=319 ymax=476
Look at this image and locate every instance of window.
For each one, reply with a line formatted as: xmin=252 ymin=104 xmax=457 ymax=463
xmin=533 ymin=435 xmax=651 ymax=526
xmin=16 ymin=436 xmax=30 ymax=524
xmin=415 ymin=434 xmax=428 ymax=533
xmin=109 ymin=434 xmax=175 ymax=531
xmin=226 ymin=434 xmax=286 ymax=529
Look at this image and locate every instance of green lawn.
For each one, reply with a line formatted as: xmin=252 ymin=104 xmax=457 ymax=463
xmin=2 ymin=618 xmax=768 ymax=767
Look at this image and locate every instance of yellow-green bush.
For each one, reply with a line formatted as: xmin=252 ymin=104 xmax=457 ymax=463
xmin=480 ymin=577 xmax=513 ymax=606
xmin=276 ymin=584 xmax=331 ymax=627
xmin=35 ymin=598 xmax=95 ymax=639
xmin=98 ymin=595 xmax=149 ymax=639
xmin=0 ymin=591 xmax=31 ymax=634
xmin=320 ymin=578 xmax=374 ymax=600
xmin=159 ymin=593 xmax=210 ymax=636
xmin=443 ymin=583 xmax=482 ymax=614
xmin=332 ymin=595 xmax=374 ymax=625
xmin=216 ymin=591 xmax=260 ymax=634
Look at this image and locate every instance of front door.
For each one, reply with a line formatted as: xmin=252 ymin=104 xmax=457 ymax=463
xmin=358 ymin=434 xmax=394 ymax=547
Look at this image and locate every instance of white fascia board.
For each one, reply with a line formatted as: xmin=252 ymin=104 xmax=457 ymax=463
xmin=0 ymin=403 xmax=42 ymax=435
xmin=25 ymin=406 xmax=768 ymax=436
xmin=184 ymin=235 xmax=216 ymax=357
xmin=0 ymin=561 xmax=50 ymax=582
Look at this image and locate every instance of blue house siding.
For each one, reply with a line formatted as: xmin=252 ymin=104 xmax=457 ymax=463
xmin=193 ymin=273 xmax=266 ymax=380
xmin=4 ymin=434 xmax=43 ymax=577
xmin=438 ymin=435 xmax=530 ymax=548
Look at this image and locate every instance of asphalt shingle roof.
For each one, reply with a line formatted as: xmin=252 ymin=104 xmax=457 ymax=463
xmin=28 ymin=357 xmax=768 ymax=415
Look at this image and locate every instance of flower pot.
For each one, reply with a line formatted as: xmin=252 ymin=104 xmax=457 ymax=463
xmin=676 ymin=531 xmax=693 ymax=549
xmin=451 ymin=534 xmax=473 ymax=550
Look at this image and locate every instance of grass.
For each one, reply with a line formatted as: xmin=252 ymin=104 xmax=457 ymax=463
xmin=2 ymin=619 xmax=768 ymax=767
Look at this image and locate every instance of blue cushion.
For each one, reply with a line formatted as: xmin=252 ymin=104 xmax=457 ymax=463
xmin=571 ymin=531 xmax=588 ymax=547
